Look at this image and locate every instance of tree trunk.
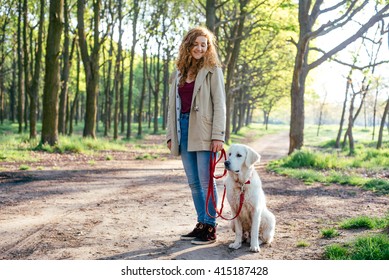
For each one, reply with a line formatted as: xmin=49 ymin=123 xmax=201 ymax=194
xmin=29 ymin=0 xmax=44 ymax=139
xmin=0 ymin=6 xmax=11 ymax=124
xmin=162 ymin=54 xmax=170 ymax=130
xmin=69 ymin=49 xmax=81 ymax=136
xmin=77 ymin=0 xmax=101 ymax=138
xmin=224 ymin=0 xmax=248 ymax=143
xmin=335 ymin=76 xmax=352 ymax=148
xmin=22 ymin=0 xmax=29 ymax=133
xmin=289 ymin=41 xmax=308 ymax=154
xmin=17 ymin=0 xmax=24 ymax=134
xmin=316 ymin=91 xmax=327 ymax=137
xmin=205 ymin=0 xmax=216 ymax=33
xmin=41 ymin=0 xmax=63 ymax=146
xmin=372 ymin=86 xmax=379 ymax=140
xmin=138 ymin=43 xmax=147 ymax=137
xmin=126 ymin=0 xmax=140 ymax=139
xmin=10 ymin=52 xmax=17 ymax=122
xmin=377 ymin=97 xmax=389 ymax=149
xmin=113 ymin=0 xmax=123 ymax=140
xmin=59 ymin=0 xmax=71 ymax=135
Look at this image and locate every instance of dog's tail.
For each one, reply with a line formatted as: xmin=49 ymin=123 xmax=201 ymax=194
xmin=260 ymin=208 xmax=276 ymax=244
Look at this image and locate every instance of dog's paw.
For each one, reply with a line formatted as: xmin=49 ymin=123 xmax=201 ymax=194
xmin=229 ymin=242 xmax=242 ymax=250
xmin=250 ymin=244 xmax=261 ymax=252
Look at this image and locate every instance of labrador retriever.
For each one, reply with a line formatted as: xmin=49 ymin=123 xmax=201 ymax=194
xmin=224 ymin=144 xmax=276 ymax=252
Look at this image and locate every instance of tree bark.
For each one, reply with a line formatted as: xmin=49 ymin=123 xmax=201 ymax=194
xmin=206 ymin=0 xmax=216 ymax=33
xmin=126 ymin=0 xmax=140 ymax=139
xmin=335 ymin=76 xmax=352 ymax=148
xmin=41 ymin=0 xmax=63 ymax=146
xmin=59 ymin=0 xmax=72 ymax=135
xmin=17 ymin=0 xmax=24 ymax=134
xmin=138 ymin=42 xmax=147 ymax=137
xmin=376 ymin=97 xmax=389 ymax=149
xmin=77 ymin=0 xmax=101 ymax=138
xmin=29 ymin=0 xmax=44 ymax=139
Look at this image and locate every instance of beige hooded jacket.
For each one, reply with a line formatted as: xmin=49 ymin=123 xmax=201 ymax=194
xmin=166 ymin=66 xmax=226 ymax=156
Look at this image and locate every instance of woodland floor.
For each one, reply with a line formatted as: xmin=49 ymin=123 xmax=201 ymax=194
xmin=0 ymin=131 xmax=388 ymax=260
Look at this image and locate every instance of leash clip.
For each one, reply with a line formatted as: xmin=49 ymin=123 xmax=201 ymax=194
xmin=240 ymin=183 xmax=245 ymax=193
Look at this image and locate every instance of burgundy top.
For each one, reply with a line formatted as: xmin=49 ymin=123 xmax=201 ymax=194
xmin=178 ymin=81 xmax=195 ymax=113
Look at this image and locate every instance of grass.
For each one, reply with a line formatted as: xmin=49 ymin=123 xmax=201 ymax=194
xmin=323 ymin=214 xmax=389 ymax=260
xmin=340 ymin=215 xmax=389 ymax=230
xmin=321 ymin=228 xmax=340 ymax=239
xmin=0 ymin=121 xmax=164 ymax=164
xmin=0 ymin=121 xmax=287 ymax=166
xmin=297 ymin=241 xmax=310 ymax=247
xmin=267 ymin=125 xmax=389 ymax=195
xmin=324 ymin=234 xmax=389 ymax=260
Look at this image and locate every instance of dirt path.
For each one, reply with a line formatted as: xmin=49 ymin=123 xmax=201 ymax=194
xmin=0 ymin=132 xmax=387 ymax=260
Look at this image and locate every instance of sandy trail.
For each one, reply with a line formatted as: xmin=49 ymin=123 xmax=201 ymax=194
xmin=0 ymin=131 xmax=387 ymax=260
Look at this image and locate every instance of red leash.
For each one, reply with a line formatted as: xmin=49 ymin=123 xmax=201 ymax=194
xmin=206 ymin=149 xmax=245 ymax=221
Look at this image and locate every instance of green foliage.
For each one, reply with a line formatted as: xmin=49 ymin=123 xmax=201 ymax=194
xmin=324 ymin=214 xmax=389 ymax=260
xmin=277 ymin=149 xmax=338 ymax=169
xmin=324 ymin=244 xmax=349 ymax=260
xmin=19 ymin=165 xmax=30 ymax=171
xmin=321 ymin=228 xmax=340 ymax=239
xmin=0 ymin=127 xmax=130 ymax=165
xmin=363 ymin=179 xmax=389 ymax=195
xmin=296 ymin=241 xmax=310 ymax=247
xmin=135 ymin=153 xmax=158 ymax=160
xmin=324 ymin=235 xmax=389 ymax=260
xmin=35 ymin=135 xmax=128 ymax=154
xmin=340 ymin=215 xmax=389 ymax=230
xmin=351 ymin=235 xmax=389 ymax=260
xmin=268 ymin=125 xmax=389 ymax=195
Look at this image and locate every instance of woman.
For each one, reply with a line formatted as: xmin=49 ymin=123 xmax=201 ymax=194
xmin=166 ymin=26 xmax=226 ymax=245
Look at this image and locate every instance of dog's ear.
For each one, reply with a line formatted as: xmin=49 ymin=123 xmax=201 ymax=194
xmin=245 ymin=146 xmax=261 ymax=167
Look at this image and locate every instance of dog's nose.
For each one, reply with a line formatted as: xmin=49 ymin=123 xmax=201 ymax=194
xmin=224 ymin=160 xmax=230 ymax=168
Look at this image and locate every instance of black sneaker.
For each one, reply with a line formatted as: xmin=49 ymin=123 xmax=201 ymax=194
xmin=191 ymin=224 xmax=216 ymax=245
xmin=180 ymin=222 xmax=205 ymax=240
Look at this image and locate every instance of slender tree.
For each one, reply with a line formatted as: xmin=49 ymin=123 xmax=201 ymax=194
xmin=77 ymin=0 xmax=101 ymax=138
xmin=17 ymin=0 xmax=24 ymax=133
xmin=41 ymin=0 xmax=64 ymax=145
xmin=59 ymin=0 xmax=73 ymax=135
xmin=113 ymin=0 xmax=123 ymax=140
xmin=126 ymin=0 xmax=140 ymax=139
xmin=377 ymin=95 xmax=389 ymax=149
xmin=29 ymin=0 xmax=45 ymax=139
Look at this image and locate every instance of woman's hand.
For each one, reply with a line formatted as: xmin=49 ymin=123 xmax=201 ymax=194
xmin=211 ymin=140 xmax=224 ymax=153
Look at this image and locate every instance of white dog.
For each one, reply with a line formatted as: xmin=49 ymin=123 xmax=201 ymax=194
xmin=224 ymin=144 xmax=276 ymax=252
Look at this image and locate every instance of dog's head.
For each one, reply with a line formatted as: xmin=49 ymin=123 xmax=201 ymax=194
xmin=224 ymin=144 xmax=260 ymax=174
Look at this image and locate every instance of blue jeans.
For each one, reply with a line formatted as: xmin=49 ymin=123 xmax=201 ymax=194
xmin=179 ymin=113 xmax=218 ymax=226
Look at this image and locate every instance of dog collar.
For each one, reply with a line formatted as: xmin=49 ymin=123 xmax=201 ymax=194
xmin=235 ymin=178 xmax=251 ymax=193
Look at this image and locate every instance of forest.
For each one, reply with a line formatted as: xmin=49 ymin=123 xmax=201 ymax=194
xmin=0 ymin=0 xmax=388 ymax=154
xmin=1 ymin=0 xmax=389 ymax=264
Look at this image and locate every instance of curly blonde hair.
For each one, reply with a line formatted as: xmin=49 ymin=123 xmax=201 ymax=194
xmin=176 ymin=26 xmax=221 ymax=87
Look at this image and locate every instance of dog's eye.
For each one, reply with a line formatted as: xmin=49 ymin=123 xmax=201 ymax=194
xmin=229 ymin=153 xmax=231 ymax=156
xmin=237 ymin=153 xmax=242 ymax=158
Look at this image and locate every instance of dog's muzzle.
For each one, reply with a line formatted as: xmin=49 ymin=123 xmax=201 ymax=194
xmin=224 ymin=160 xmax=240 ymax=173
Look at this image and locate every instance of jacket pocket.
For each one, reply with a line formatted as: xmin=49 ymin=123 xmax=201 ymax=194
xmin=201 ymin=115 xmax=213 ymax=139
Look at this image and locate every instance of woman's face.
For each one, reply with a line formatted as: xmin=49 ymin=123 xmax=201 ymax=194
xmin=190 ymin=36 xmax=208 ymax=60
